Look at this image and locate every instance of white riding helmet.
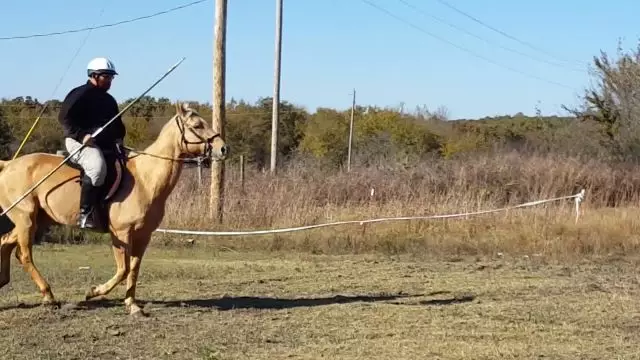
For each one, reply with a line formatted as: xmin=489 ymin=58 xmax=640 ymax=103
xmin=87 ymin=57 xmax=118 ymax=76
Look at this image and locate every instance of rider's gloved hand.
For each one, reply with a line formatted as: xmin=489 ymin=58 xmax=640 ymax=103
xmin=82 ymin=134 xmax=93 ymax=146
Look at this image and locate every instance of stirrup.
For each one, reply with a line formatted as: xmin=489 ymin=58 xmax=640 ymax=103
xmin=78 ymin=174 xmax=98 ymax=230
xmin=78 ymin=210 xmax=96 ymax=229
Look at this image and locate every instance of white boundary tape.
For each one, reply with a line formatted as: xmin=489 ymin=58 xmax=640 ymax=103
xmin=153 ymin=189 xmax=586 ymax=236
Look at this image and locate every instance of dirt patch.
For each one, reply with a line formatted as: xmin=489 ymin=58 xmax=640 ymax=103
xmin=0 ymin=244 xmax=638 ymax=359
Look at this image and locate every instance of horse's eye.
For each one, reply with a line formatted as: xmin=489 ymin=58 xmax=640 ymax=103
xmin=193 ymin=122 xmax=203 ymax=129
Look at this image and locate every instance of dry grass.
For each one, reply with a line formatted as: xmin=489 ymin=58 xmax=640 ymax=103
xmin=1 ymin=243 xmax=640 ymax=359
xmin=150 ymin=152 xmax=640 ymax=259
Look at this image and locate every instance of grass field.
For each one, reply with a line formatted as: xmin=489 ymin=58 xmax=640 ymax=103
xmin=0 ymin=242 xmax=639 ymax=359
xmin=3 ymin=152 xmax=640 ymax=359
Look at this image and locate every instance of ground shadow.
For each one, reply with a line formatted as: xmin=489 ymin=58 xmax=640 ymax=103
xmin=418 ymin=294 xmax=476 ymax=306
xmin=73 ymin=293 xmax=424 ymax=311
xmin=0 ymin=302 xmax=41 ymax=311
xmin=0 ymin=291 xmax=476 ymax=313
xmin=380 ymin=291 xmax=476 ymax=306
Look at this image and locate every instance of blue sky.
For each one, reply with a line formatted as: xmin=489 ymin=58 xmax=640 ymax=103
xmin=1 ymin=0 xmax=638 ymax=119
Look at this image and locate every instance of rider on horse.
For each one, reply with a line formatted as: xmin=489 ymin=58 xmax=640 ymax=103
xmin=57 ymin=57 xmax=126 ymax=230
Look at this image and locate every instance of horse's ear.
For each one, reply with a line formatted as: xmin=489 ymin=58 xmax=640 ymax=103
xmin=181 ymin=102 xmax=191 ymax=113
xmin=175 ymin=102 xmax=184 ymax=117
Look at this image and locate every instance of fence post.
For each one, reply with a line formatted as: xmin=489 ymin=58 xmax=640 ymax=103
xmin=197 ymin=157 xmax=203 ymax=187
xmin=240 ymin=154 xmax=245 ymax=194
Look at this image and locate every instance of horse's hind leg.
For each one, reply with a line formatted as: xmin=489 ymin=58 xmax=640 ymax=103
xmin=15 ymin=224 xmax=56 ymax=305
xmin=0 ymin=231 xmax=17 ymax=288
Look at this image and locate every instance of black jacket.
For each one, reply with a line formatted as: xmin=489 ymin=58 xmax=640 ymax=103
xmin=58 ymin=81 xmax=126 ymax=150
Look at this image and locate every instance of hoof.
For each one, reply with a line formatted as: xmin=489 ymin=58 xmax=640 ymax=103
xmin=130 ymin=309 xmax=148 ymax=318
xmin=85 ymin=286 xmax=98 ymax=301
xmin=127 ymin=304 xmax=148 ymax=317
xmin=42 ymin=291 xmax=58 ymax=308
xmin=42 ymin=299 xmax=60 ymax=309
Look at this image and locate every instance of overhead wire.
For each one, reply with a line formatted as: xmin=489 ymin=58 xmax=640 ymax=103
xmin=396 ymin=0 xmax=585 ymax=73
xmin=361 ymin=0 xmax=576 ymax=90
xmin=10 ymin=0 xmax=111 ymax=158
xmin=432 ymin=0 xmax=588 ymax=67
xmin=0 ymin=0 xmax=207 ymax=41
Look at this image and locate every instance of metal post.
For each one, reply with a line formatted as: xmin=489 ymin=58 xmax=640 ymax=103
xmin=270 ymin=0 xmax=283 ymax=174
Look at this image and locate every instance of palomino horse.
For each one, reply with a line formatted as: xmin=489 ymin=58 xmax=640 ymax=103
xmin=0 ymin=102 xmax=228 ymax=316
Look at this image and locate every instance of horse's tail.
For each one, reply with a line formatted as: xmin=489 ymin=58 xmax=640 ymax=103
xmin=0 ymin=160 xmax=15 ymax=236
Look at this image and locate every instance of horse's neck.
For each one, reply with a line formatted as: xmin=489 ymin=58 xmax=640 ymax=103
xmin=129 ymin=136 xmax=183 ymax=204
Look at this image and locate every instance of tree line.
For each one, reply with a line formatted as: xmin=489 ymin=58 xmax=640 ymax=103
xmin=2 ymin=43 xmax=639 ymax=169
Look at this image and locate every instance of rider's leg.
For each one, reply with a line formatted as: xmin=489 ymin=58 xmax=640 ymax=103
xmin=64 ymin=138 xmax=107 ymax=229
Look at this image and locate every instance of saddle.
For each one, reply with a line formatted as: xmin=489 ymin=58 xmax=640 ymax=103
xmin=65 ymin=144 xmax=128 ymax=233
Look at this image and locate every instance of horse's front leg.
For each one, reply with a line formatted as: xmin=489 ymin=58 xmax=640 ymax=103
xmin=124 ymin=231 xmax=151 ymax=316
xmin=85 ymin=231 xmax=130 ymax=300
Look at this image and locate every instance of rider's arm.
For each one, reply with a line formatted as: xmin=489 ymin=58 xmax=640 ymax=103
xmin=58 ymin=90 xmax=92 ymax=143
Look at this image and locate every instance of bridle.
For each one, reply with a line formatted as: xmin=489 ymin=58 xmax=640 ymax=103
xmin=174 ymin=112 xmax=220 ymax=159
xmin=124 ymin=112 xmax=221 ymax=163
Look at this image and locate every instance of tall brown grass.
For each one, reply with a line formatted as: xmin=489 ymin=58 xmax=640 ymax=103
xmin=150 ymin=150 xmax=640 ymax=259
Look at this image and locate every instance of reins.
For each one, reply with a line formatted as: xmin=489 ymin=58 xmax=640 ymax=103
xmin=122 ymin=113 xmax=219 ymax=164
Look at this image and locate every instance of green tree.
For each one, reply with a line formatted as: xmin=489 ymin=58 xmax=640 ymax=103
xmin=299 ymin=108 xmax=350 ymax=167
xmin=563 ymin=40 xmax=640 ymax=160
xmin=0 ymin=108 xmax=13 ymax=159
xmin=224 ymin=97 xmax=307 ymax=168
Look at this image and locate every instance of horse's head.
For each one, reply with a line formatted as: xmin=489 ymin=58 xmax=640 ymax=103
xmin=173 ymin=102 xmax=229 ymax=161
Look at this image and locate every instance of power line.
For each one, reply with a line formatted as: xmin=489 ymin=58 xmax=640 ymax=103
xmin=0 ymin=0 xmax=207 ymax=41
xmin=396 ymin=0 xmax=584 ymax=73
xmin=432 ymin=0 xmax=588 ymax=67
xmin=361 ymin=0 xmax=575 ymax=90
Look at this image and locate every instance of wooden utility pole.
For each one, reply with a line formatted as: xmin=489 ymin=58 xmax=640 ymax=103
xmin=347 ymin=89 xmax=356 ymax=172
xmin=210 ymin=0 xmax=227 ymax=222
xmin=270 ymin=0 xmax=283 ymax=173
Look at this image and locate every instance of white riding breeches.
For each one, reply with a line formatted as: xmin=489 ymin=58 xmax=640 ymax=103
xmin=64 ymin=137 xmax=107 ymax=187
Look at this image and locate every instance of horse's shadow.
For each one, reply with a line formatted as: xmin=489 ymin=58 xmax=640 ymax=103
xmin=77 ymin=293 xmax=421 ymax=311
xmin=73 ymin=291 xmax=475 ymax=312
xmin=0 ymin=291 xmax=476 ymax=312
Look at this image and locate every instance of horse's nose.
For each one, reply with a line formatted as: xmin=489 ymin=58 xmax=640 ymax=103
xmin=220 ymin=144 xmax=230 ymax=157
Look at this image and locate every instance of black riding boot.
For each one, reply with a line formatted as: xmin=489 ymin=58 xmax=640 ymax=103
xmin=78 ymin=175 xmax=98 ymax=229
